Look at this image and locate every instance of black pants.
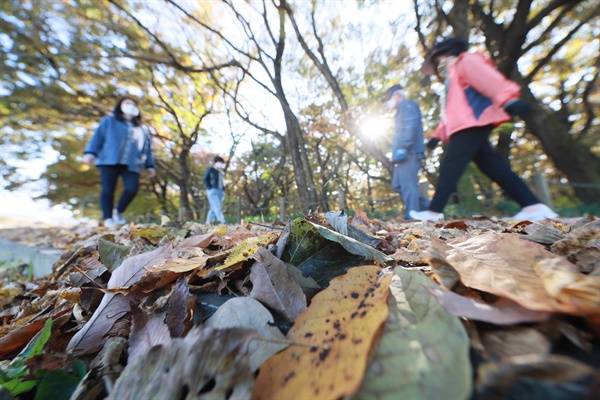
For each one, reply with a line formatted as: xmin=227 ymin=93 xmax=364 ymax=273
xmin=98 ymin=165 xmax=140 ymax=220
xmin=429 ymin=125 xmax=539 ymax=213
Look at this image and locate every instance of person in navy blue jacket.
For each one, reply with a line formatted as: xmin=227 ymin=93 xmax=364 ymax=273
xmin=203 ymin=156 xmax=226 ymax=224
xmin=384 ymin=84 xmax=430 ymax=219
xmin=83 ymin=97 xmax=156 ymax=227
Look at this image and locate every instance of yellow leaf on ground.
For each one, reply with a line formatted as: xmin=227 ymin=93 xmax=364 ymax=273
xmin=215 ymin=233 xmax=279 ymax=271
xmin=213 ymin=225 xmax=228 ymax=237
xmin=252 ymin=265 xmax=392 ymax=400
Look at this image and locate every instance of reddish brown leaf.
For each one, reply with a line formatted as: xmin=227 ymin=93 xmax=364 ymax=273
xmin=0 ymin=318 xmax=47 ymax=358
xmin=0 ymin=305 xmax=71 ymax=358
xmin=249 ymin=247 xmax=306 ymax=321
xmin=165 ymin=277 xmax=196 ymax=338
xmin=175 ymin=233 xmax=214 ymax=249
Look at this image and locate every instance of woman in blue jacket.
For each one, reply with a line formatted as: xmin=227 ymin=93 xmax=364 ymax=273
xmin=83 ymin=97 xmax=156 ymax=227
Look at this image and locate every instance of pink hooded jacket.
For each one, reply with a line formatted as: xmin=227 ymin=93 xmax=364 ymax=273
xmin=432 ymin=52 xmax=522 ymax=142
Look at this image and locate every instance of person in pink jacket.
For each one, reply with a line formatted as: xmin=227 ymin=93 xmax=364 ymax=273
xmin=410 ymin=38 xmax=557 ymax=222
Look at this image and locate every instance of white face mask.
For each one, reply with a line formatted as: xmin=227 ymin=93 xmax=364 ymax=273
xmin=214 ymin=162 xmax=225 ymax=169
xmin=386 ymin=99 xmax=397 ymax=109
xmin=121 ymin=103 xmax=139 ymax=117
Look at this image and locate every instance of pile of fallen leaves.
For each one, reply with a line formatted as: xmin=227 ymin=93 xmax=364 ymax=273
xmin=1 ymin=211 xmax=599 ymax=399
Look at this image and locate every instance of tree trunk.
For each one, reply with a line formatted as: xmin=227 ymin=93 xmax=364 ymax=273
xmin=521 ymin=98 xmax=600 ymax=204
xmin=178 ymin=156 xmax=195 ymax=220
xmin=282 ymin=110 xmax=319 ymax=212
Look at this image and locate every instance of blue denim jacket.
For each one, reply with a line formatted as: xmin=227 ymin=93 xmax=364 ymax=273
xmin=84 ymin=116 xmax=155 ymax=174
xmin=393 ymin=99 xmax=425 ymax=154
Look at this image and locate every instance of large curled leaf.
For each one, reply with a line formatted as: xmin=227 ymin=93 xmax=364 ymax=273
xmin=253 ymin=265 xmax=392 ymax=400
xmin=428 ymin=232 xmax=600 ymax=315
xmin=109 ymin=327 xmax=255 ymax=400
xmin=310 ymin=220 xmax=389 ymax=263
xmin=205 ymin=297 xmax=289 ymax=371
xmin=66 ymin=243 xmax=173 ymax=356
xmin=354 ymin=267 xmax=472 ymax=400
xmin=281 ymin=218 xmax=369 ymax=286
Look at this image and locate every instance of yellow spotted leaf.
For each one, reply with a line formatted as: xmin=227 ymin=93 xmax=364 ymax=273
xmin=215 ymin=233 xmax=279 ymax=271
xmin=252 ymin=265 xmax=392 ymax=400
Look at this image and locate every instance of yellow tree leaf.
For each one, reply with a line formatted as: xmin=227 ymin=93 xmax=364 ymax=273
xmin=252 ymin=265 xmax=392 ymax=400
xmin=215 ymin=233 xmax=279 ymax=271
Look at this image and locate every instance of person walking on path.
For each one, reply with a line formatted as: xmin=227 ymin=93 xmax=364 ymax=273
xmin=410 ymin=37 xmax=557 ymax=222
xmin=384 ymin=84 xmax=430 ymax=219
xmin=204 ymin=156 xmax=227 ymax=224
xmin=83 ymin=97 xmax=156 ymax=227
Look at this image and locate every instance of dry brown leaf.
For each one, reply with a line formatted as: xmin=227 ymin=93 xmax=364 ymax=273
xmin=424 ymin=286 xmax=551 ymax=324
xmin=428 ymin=232 xmax=599 ymax=315
xmin=249 ymin=247 xmax=306 ymax=322
xmin=534 ymin=258 xmax=600 ymax=314
xmin=514 ymin=222 xmax=565 ymax=245
xmin=253 ymin=265 xmax=392 ymax=400
xmin=110 ymin=327 xmax=255 ymax=400
xmin=174 ymin=232 xmax=214 ymax=249
xmin=551 ymin=220 xmax=600 ymax=273
xmin=165 ymin=277 xmax=196 ymax=338
xmin=476 ymin=355 xmax=600 ymax=399
xmin=66 ymin=243 xmax=173 ymax=356
xmin=205 ymin=297 xmax=289 ymax=371
xmin=127 ymin=306 xmax=172 ymax=365
xmin=480 ymin=328 xmax=552 ymax=360
xmin=0 ymin=318 xmax=48 ymax=358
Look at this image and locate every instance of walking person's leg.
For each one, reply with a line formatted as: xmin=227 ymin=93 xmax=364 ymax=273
xmin=473 ymin=140 xmax=539 ymax=207
xmin=214 ymin=189 xmax=225 ymax=224
xmin=473 ymin=138 xmax=557 ymax=220
xmin=206 ymin=189 xmax=218 ymax=224
xmin=116 ymin=167 xmax=141 ymax=214
xmin=98 ymin=166 xmax=121 ymax=220
xmin=394 ymin=154 xmax=424 ymax=219
xmin=428 ymin=126 xmax=492 ymax=212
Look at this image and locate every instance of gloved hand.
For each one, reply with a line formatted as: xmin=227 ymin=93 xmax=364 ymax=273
xmin=83 ymin=154 xmax=95 ymax=165
xmin=392 ymin=148 xmax=408 ymax=163
xmin=503 ymin=99 xmax=531 ymax=119
xmin=147 ymin=168 xmax=156 ymax=178
xmin=425 ymin=138 xmax=439 ymax=152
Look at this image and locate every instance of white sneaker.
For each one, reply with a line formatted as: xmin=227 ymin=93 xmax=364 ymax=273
xmin=104 ymin=218 xmax=119 ymax=227
xmin=409 ymin=210 xmax=444 ymax=221
xmin=112 ymin=209 xmax=126 ymax=225
xmin=512 ymin=204 xmax=558 ymax=222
